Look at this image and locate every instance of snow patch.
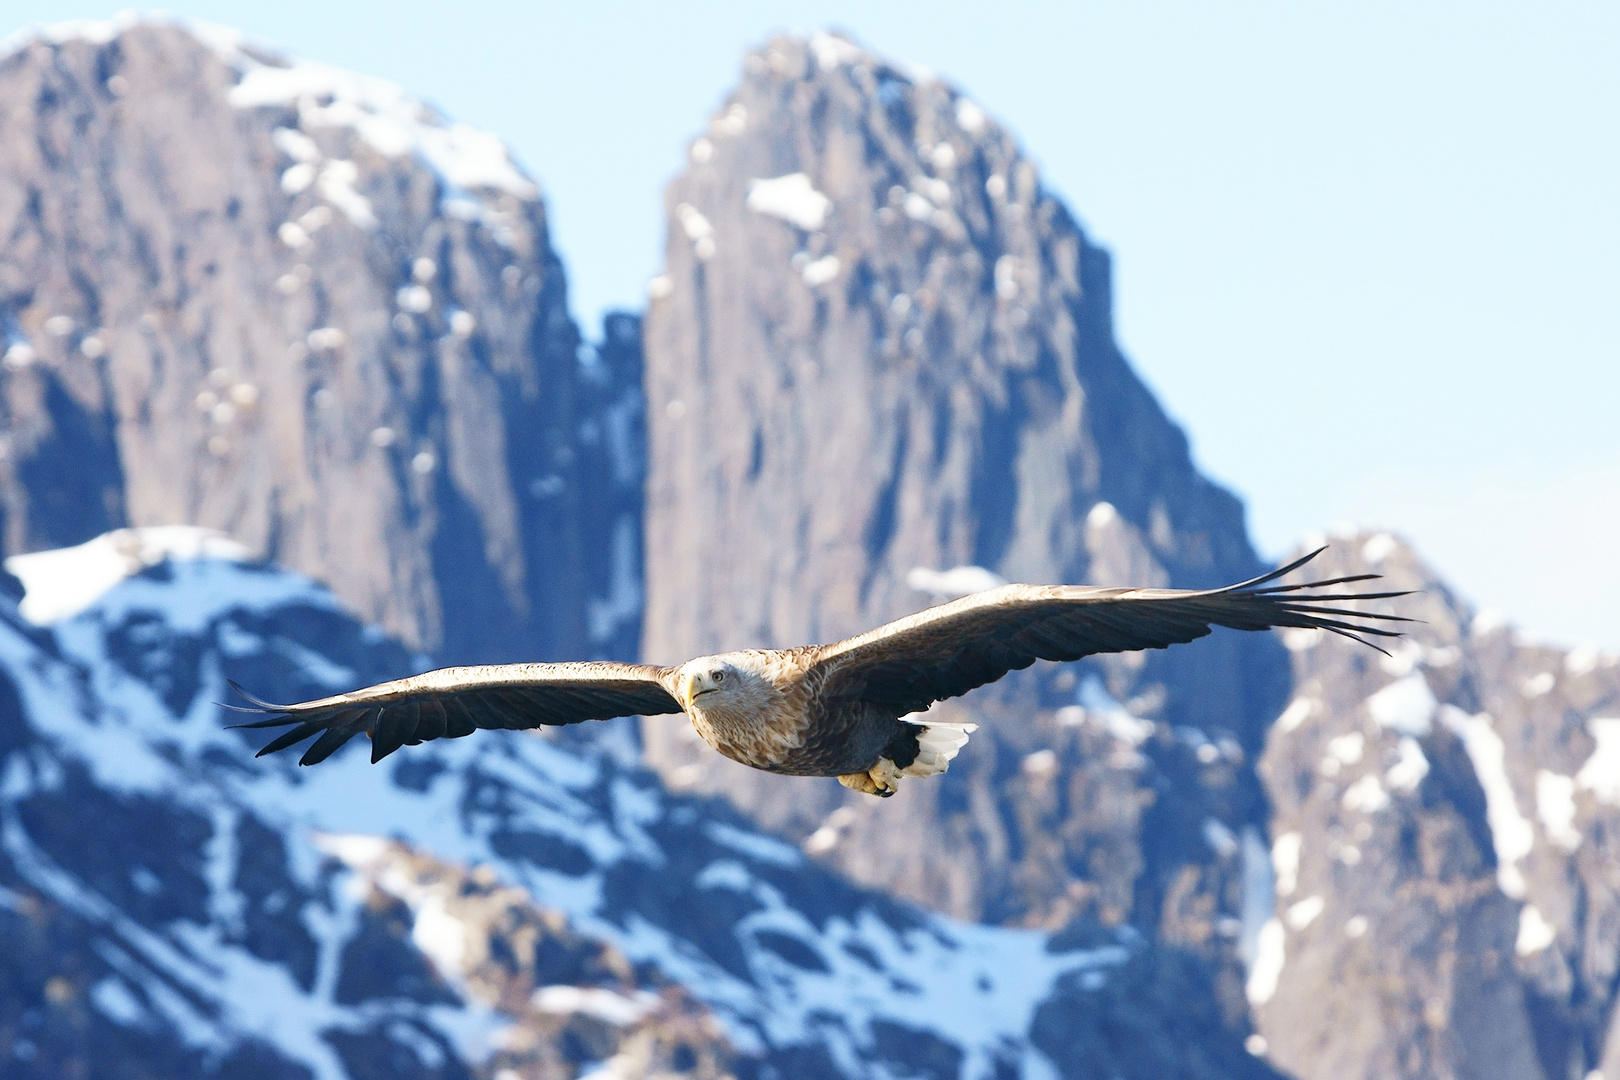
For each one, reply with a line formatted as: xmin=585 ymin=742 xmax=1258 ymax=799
xmin=1367 ymin=673 xmax=1437 ymax=736
xmin=1246 ymin=919 xmax=1285 ymax=1005
xmin=231 ymin=58 xmax=536 ymax=201
xmin=808 ymin=33 xmax=864 ymax=70
xmin=1239 ymin=827 xmax=1274 ymax=970
xmin=1360 ymin=533 xmax=1399 ymax=565
xmin=1281 ymin=627 xmax=1324 ymax=652
xmin=955 ymin=98 xmax=987 ymax=133
xmin=532 ymin=985 xmax=657 ymax=1027
xmin=1440 ymin=706 xmax=1533 ymax=897
xmin=1272 ymin=832 xmax=1302 ymax=898
xmin=5 ymin=527 xmax=250 ymax=624
xmin=1521 ymin=672 xmax=1556 ymax=698
xmin=905 ymin=565 xmax=1005 ymax=599
xmin=1577 ymin=719 xmax=1620 ymax=805
xmin=1516 ymin=904 xmax=1556 ymax=956
xmin=1386 ymin=738 xmax=1429 ymax=792
xmin=1536 ymin=771 xmax=1581 ymax=851
xmin=1326 ymin=732 xmax=1364 ymax=766
xmin=1085 ymin=501 xmax=1118 ymax=529
xmin=1276 ymin=696 xmax=1317 ymax=733
xmin=1075 ymin=677 xmax=1154 ymax=747
xmin=1022 ymin=749 xmax=1058 ymax=777
xmin=746 ymin=174 xmax=832 ymax=231
xmin=801 ymin=255 xmax=841 ymax=287
xmin=587 ymin=517 xmax=642 ymax=644
xmin=1378 ymin=640 xmax=1425 ymax=677
xmin=1202 ymin=819 xmax=1237 ymax=858
xmin=1342 ymin=775 xmax=1389 ymax=814
xmin=1566 ymin=647 xmax=1601 ymax=678
xmin=1285 ymin=895 xmax=1324 ymax=932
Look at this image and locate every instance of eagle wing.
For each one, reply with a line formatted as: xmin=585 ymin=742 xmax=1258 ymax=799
xmin=228 ymin=661 xmax=681 ymax=766
xmin=807 ymin=547 xmax=1407 ymax=715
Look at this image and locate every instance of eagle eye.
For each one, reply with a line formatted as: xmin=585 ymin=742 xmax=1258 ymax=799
xmin=712 ymin=670 xmax=726 ymax=684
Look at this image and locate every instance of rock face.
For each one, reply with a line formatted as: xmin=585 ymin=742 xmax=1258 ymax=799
xmin=1251 ymin=534 xmax=1620 ymax=1080
xmin=0 ymin=531 xmax=1274 ymax=1080
xmin=0 ymin=20 xmax=636 ymax=665
xmin=640 ymin=32 xmax=1290 ymax=985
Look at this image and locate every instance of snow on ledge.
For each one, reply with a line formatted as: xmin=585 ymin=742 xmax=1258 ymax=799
xmin=5 ymin=527 xmax=250 ymax=625
xmin=1440 ymin=705 xmax=1534 ymax=898
xmin=746 ymin=173 xmax=832 ymax=231
xmin=1576 ymin=718 xmax=1620 ymax=804
xmin=1516 ymin=904 xmax=1556 ymax=956
xmin=808 ymin=32 xmax=866 ymax=70
xmin=231 ymin=59 xmax=538 ymax=200
xmin=0 ymin=15 xmax=538 ymax=208
xmin=906 ymin=565 xmax=1006 ymax=599
xmin=1246 ymin=918 xmax=1285 ymax=1005
xmin=2 ymin=15 xmax=248 ymax=73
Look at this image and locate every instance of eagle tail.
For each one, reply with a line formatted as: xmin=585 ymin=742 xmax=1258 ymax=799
xmin=897 ymin=720 xmax=978 ymax=778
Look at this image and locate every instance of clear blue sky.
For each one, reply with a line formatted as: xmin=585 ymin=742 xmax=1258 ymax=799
xmin=12 ymin=3 xmax=1620 ymax=647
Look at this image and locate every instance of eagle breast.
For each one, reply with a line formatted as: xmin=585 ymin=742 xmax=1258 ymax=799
xmin=677 ymin=650 xmax=812 ymax=768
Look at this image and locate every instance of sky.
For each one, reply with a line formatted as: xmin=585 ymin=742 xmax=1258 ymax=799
xmin=10 ymin=2 xmax=1619 ymax=648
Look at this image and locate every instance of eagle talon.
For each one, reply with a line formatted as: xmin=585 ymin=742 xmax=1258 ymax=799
xmin=839 ymin=758 xmax=902 ymax=798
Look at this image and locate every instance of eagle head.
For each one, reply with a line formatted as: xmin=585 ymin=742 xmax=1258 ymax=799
xmin=676 ymin=653 xmax=777 ymax=714
xmin=678 ymin=658 xmax=739 ymax=710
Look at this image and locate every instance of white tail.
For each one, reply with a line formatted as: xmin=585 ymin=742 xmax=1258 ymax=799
xmin=900 ymin=721 xmax=978 ymax=778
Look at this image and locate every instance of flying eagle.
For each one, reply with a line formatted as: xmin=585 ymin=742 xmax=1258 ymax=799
xmin=231 ymin=548 xmax=1404 ymax=796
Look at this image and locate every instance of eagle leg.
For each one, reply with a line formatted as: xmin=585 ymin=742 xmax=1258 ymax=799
xmin=838 ymin=758 xmax=902 ymax=798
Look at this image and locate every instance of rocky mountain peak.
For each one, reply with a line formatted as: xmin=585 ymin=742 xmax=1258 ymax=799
xmin=636 ymin=33 xmax=1291 ymax=957
xmin=644 ymin=31 xmax=1260 ymax=659
xmin=0 ymin=18 xmax=633 ymax=665
xmin=1251 ymin=532 xmax=1620 ymax=1080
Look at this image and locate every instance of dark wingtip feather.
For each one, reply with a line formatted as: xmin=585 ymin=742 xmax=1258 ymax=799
xmin=254 ymin=719 xmax=325 ymax=757
xmin=1225 ymin=546 xmax=1329 ymax=593
xmin=227 ymin=714 xmax=299 ymax=730
xmin=298 ymin=723 xmax=361 ymax=766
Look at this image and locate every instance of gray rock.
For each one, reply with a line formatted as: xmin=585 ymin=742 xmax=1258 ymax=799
xmin=0 ymin=21 xmax=630 ymax=665
xmin=1252 ymin=533 xmax=1620 ymax=1080
xmin=638 ymin=33 xmax=1290 ymax=968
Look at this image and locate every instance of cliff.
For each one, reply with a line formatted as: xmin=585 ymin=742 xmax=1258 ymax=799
xmin=0 ymin=19 xmax=637 ymax=666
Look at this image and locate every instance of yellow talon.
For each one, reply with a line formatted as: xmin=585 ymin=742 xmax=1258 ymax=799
xmin=838 ymin=758 xmax=902 ymax=797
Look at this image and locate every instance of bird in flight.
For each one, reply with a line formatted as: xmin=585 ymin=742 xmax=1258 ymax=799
xmin=231 ymin=548 xmax=1404 ymax=797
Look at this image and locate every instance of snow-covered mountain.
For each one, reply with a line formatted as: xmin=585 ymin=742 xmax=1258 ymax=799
xmin=1247 ymin=535 xmax=1620 ymax=1080
xmin=4 ymin=15 xmax=1618 ymax=1080
xmin=0 ymin=531 xmax=1276 ymax=1079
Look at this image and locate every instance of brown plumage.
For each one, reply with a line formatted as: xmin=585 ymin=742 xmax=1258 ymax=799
xmin=230 ymin=547 xmax=1407 ymax=796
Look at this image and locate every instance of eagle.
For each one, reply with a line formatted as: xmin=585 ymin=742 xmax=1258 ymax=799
xmin=230 ymin=548 xmax=1404 ymax=796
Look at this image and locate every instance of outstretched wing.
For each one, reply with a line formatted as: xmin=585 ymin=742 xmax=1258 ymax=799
xmin=228 ymin=661 xmax=682 ymax=766
xmin=808 ymin=547 xmax=1408 ymax=715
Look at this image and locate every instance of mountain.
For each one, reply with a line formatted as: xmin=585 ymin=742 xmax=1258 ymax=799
xmin=0 ymin=528 xmax=1275 ymax=1079
xmin=0 ymin=17 xmax=641 ymax=666
xmin=1248 ymin=534 xmax=1620 ymax=1080
xmin=3 ymin=16 xmax=1616 ymax=1080
xmin=636 ymin=33 xmax=1293 ymax=1054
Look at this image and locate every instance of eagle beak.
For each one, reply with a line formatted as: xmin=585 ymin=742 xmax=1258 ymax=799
xmin=682 ymin=671 xmax=717 ymax=709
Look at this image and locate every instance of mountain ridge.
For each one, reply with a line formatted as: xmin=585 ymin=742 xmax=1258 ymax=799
xmin=2 ymin=16 xmax=1617 ymax=1080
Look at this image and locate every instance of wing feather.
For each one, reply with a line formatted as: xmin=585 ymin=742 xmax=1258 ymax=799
xmin=810 ymin=547 xmax=1408 ymax=714
xmin=229 ymin=661 xmax=681 ymax=765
